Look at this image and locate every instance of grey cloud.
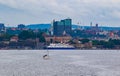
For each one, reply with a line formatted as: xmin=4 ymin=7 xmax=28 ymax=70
xmin=0 ymin=0 xmax=120 ymax=26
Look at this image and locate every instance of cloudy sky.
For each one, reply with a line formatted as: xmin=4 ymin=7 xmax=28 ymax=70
xmin=0 ymin=0 xmax=120 ymax=27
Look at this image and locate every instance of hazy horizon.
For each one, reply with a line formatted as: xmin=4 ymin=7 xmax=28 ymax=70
xmin=0 ymin=0 xmax=120 ymax=27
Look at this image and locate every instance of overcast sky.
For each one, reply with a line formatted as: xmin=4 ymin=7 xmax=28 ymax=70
xmin=0 ymin=0 xmax=120 ymax=27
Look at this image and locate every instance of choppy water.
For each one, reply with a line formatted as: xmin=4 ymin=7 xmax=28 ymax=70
xmin=0 ymin=50 xmax=120 ymax=76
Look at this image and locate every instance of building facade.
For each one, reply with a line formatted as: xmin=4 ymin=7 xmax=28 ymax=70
xmin=53 ymin=18 xmax=72 ymax=36
xmin=0 ymin=23 xmax=5 ymax=31
xmin=45 ymin=36 xmax=72 ymax=43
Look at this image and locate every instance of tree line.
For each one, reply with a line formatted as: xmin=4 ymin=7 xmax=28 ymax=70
xmin=0 ymin=30 xmax=46 ymax=42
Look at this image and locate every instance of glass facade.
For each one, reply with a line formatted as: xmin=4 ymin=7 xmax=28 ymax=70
xmin=0 ymin=23 xmax=5 ymax=31
xmin=53 ymin=18 xmax=72 ymax=36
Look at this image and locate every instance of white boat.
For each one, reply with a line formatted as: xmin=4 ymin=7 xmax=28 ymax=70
xmin=46 ymin=43 xmax=75 ymax=49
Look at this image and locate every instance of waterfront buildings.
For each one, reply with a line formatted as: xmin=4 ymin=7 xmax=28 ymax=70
xmin=45 ymin=35 xmax=72 ymax=43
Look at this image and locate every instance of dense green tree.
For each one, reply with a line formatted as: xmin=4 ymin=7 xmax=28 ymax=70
xmin=92 ymin=40 xmax=100 ymax=45
xmin=92 ymin=39 xmax=119 ymax=49
xmin=18 ymin=30 xmax=35 ymax=40
xmin=36 ymin=32 xmax=46 ymax=42
xmin=18 ymin=30 xmax=46 ymax=42
xmin=80 ymin=39 xmax=90 ymax=44
xmin=109 ymin=39 xmax=120 ymax=45
xmin=0 ymin=33 xmax=13 ymax=41
xmin=103 ymin=42 xmax=114 ymax=49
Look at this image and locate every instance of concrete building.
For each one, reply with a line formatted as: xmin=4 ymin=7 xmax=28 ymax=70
xmin=10 ymin=36 xmax=19 ymax=42
xmin=45 ymin=36 xmax=72 ymax=43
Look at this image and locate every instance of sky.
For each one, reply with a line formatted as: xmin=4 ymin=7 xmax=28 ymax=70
xmin=0 ymin=0 xmax=120 ymax=27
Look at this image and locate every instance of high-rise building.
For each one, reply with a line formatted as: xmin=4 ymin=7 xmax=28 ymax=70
xmin=53 ymin=18 xmax=72 ymax=36
xmin=53 ymin=21 xmax=64 ymax=36
xmin=61 ymin=18 xmax=72 ymax=34
xmin=0 ymin=23 xmax=5 ymax=31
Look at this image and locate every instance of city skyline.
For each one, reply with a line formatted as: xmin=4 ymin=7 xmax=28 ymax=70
xmin=0 ymin=0 xmax=120 ymax=27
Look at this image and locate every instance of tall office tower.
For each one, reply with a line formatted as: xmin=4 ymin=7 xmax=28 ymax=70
xmin=53 ymin=20 xmax=64 ymax=36
xmin=0 ymin=23 xmax=5 ymax=31
xmin=61 ymin=18 xmax=72 ymax=34
xmin=53 ymin=18 xmax=72 ymax=36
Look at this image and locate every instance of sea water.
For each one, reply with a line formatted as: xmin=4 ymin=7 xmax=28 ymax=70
xmin=0 ymin=50 xmax=120 ymax=76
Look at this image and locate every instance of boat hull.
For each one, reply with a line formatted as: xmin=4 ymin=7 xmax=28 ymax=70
xmin=45 ymin=47 xmax=75 ymax=50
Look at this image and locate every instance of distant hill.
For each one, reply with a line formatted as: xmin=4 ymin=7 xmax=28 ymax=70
xmin=26 ymin=24 xmax=80 ymax=30
xmin=26 ymin=24 xmax=51 ymax=29
xmin=26 ymin=24 xmax=120 ymax=31
xmin=100 ymin=26 xmax=120 ymax=31
xmin=72 ymin=25 xmax=120 ymax=31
